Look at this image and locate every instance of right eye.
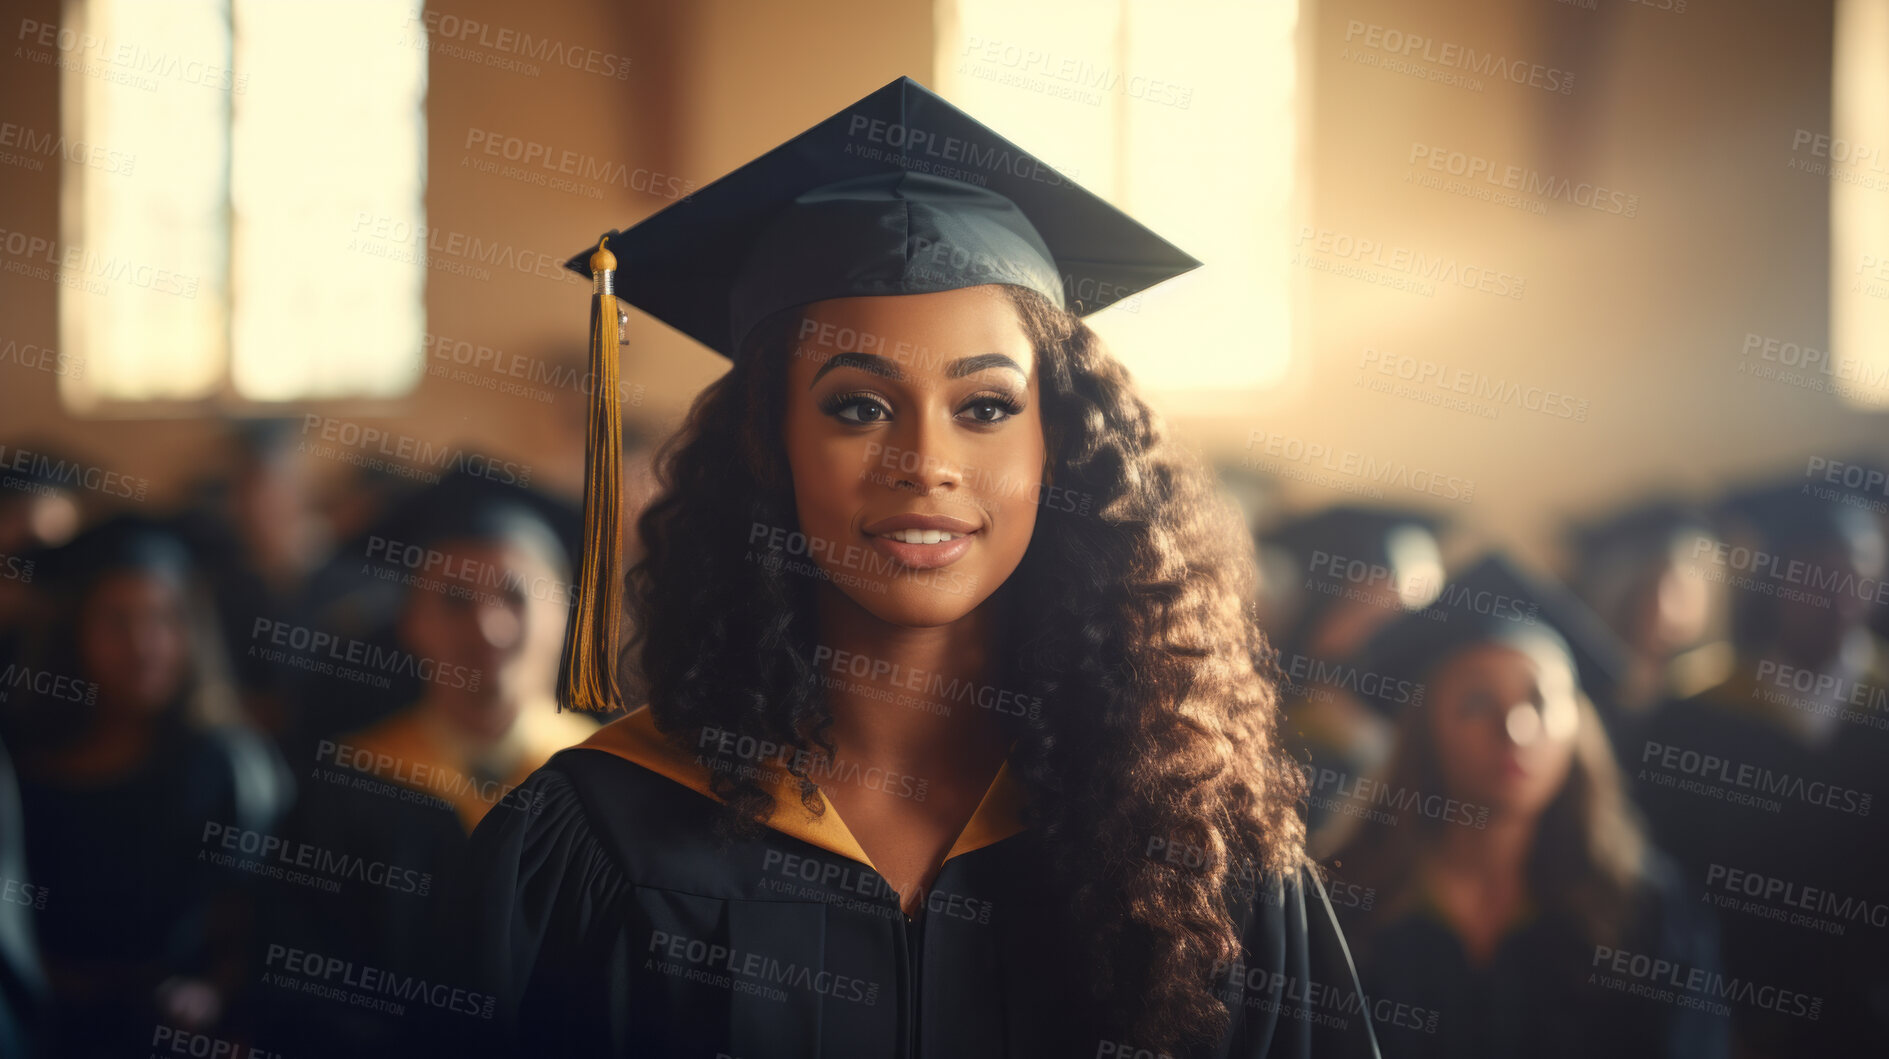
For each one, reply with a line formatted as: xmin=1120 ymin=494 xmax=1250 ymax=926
xmin=822 ymin=392 xmax=891 ymax=424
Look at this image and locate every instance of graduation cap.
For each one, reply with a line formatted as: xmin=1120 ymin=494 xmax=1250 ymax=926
xmin=1351 ymin=552 xmax=1632 ymax=718
xmin=552 ymin=74 xmax=1202 ymax=712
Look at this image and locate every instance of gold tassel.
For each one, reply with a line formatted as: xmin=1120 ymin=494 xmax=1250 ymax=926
xmin=558 ymin=238 xmax=624 ymax=712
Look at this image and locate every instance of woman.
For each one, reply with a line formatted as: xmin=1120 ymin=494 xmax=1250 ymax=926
xmin=1328 ymin=554 xmax=1727 ymax=1059
xmin=444 ymin=76 xmax=1380 ymax=1058
xmin=255 ymin=475 xmax=595 ymax=1054
xmin=3 ymin=515 xmax=290 ymax=1056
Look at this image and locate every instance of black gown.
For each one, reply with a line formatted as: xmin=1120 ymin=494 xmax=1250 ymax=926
xmin=437 ymin=707 xmax=1384 ymax=1058
xmin=1336 ymin=853 xmax=1729 ymax=1059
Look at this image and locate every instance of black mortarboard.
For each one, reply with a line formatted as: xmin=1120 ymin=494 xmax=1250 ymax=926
xmin=564 ymin=74 xmax=1201 ymax=360
xmin=1352 ymin=552 xmax=1632 ymax=717
xmin=552 ymin=75 xmax=1202 ymax=712
xmin=1262 ymin=505 xmax=1449 ymax=574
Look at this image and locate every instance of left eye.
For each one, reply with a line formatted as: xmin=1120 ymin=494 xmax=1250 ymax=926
xmin=961 ymin=397 xmax=1015 ymax=423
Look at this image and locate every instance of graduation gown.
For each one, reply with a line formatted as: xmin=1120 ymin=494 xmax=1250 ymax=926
xmin=1631 ymin=657 xmax=1889 ymax=1055
xmin=441 ymin=706 xmax=1383 ymax=1058
xmin=1338 ymin=854 xmax=1728 ymax=1059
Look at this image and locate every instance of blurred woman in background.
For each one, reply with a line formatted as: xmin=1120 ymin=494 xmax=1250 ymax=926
xmin=1 ymin=515 xmax=289 ymax=1057
xmin=1329 ymin=554 xmax=1726 ymax=1059
xmin=254 ymin=474 xmax=595 ymax=1055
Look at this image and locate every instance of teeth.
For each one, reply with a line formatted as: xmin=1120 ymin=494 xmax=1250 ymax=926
xmin=879 ymin=528 xmax=963 ymax=544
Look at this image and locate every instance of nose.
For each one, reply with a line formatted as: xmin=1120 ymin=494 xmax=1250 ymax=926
xmin=1503 ymin=703 xmax=1544 ymax=747
xmin=475 ymin=600 xmax=525 ymax=651
xmin=888 ymin=406 xmax=963 ymax=495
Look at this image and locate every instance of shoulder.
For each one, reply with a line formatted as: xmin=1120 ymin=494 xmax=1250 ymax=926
xmin=1224 ymin=860 xmax=1384 ymax=1058
xmin=464 ymin=740 xmax=735 ymax=889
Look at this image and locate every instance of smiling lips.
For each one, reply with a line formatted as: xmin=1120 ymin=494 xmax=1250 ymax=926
xmin=862 ymin=513 xmax=980 ymax=570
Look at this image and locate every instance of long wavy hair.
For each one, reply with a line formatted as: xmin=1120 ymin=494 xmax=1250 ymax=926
xmin=1330 ymin=682 xmax=1648 ymax=964
xmin=620 ymin=284 xmax=1308 ymax=1052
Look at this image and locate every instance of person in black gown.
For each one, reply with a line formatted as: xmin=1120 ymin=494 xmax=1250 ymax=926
xmin=1632 ymin=482 xmax=1889 ymax=1056
xmin=3 ymin=515 xmax=291 ymax=1057
xmin=1329 ymin=554 xmax=1728 ymax=1059
xmin=438 ymin=75 xmax=1382 ymax=1059
xmin=248 ymin=475 xmax=595 ymax=1055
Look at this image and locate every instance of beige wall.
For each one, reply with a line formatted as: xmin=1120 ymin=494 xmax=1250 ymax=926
xmin=0 ymin=0 xmax=1879 ymax=567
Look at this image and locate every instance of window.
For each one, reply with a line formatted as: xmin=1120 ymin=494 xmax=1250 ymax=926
xmin=1831 ymin=0 xmax=1889 ymax=410
xmin=936 ymin=0 xmax=1303 ymax=394
xmin=58 ymin=0 xmax=428 ymax=411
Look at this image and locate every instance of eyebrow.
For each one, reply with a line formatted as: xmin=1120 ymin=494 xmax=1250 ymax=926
xmin=806 ymin=351 xmax=1027 ymax=389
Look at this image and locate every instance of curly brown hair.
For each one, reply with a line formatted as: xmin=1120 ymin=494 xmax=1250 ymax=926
xmin=619 ymin=284 xmax=1309 ymax=1053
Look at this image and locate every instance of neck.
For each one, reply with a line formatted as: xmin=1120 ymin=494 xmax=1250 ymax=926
xmin=811 ymin=582 xmax=1014 ymax=784
xmin=1432 ymin=810 xmax=1536 ymax=889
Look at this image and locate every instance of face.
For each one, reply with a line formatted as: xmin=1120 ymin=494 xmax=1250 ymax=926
xmin=398 ymin=537 xmax=569 ymax=738
xmin=1425 ymin=640 xmax=1579 ymax=820
xmin=780 ymin=285 xmax=1048 ymax=629
xmin=79 ymin=571 xmax=191 ymax=716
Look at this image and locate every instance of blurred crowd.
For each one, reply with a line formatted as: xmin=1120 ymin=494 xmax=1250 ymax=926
xmin=0 ymin=419 xmax=1884 ymax=1057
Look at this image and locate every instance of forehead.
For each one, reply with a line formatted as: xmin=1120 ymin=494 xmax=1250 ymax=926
xmin=1433 ymin=639 xmax=1573 ymax=688
xmin=787 ymin=286 xmax=1035 ymax=381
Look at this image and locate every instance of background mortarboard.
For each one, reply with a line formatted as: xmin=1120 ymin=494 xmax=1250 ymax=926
xmin=1352 ymin=552 xmax=1633 ymax=717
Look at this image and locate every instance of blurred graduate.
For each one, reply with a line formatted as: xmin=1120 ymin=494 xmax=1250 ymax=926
xmin=1328 ymin=555 xmax=1727 ymax=1059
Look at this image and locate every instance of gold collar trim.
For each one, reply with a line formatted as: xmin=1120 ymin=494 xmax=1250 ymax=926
xmin=574 ymin=706 xmax=1027 ymax=870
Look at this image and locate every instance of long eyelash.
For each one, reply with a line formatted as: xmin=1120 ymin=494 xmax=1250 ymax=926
xmin=818 ymin=390 xmax=888 ymax=416
xmin=967 ymin=391 xmax=1025 ymax=415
